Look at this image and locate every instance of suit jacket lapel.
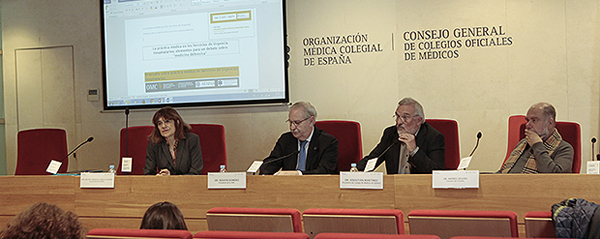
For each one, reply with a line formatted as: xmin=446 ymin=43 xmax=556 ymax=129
xmin=306 ymin=128 xmax=320 ymax=170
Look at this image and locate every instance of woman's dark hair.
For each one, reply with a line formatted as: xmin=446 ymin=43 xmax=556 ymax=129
xmin=0 ymin=202 xmax=85 ymax=239
xmin=140 ymin=201 xmax=188 ymax=230
xmin=148 ymin=106 xmax=191 ymax=144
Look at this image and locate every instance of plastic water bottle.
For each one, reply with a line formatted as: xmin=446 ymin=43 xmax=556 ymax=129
xmin=219 ymin=165 xmax=227 ymax=173
xmin=108 ymin=165 xmax=116 ymax=174
xmin=349 ymin=163 xmax=359 ymax=172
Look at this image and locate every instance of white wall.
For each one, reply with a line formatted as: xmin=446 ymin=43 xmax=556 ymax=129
xmin=2 ymin=0 xmax=599 ymax=174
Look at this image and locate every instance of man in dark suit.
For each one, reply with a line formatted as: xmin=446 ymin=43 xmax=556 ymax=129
xmin=260 ymin=102 xmax=339 ymax=175
xmin=357 ymin=97 xmax=445 ymax=174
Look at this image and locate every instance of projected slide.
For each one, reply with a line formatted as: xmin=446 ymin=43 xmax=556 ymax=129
xmin=102 ymin=0 xmax=287 ymax=109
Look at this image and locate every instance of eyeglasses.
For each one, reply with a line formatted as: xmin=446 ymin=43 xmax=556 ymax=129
xmin=286 ymin=116 xmax=311 ymax=126
xmin=393 ymin=113 xmax=417 ymax=123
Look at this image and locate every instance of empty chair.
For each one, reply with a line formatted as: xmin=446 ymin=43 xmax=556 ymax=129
xmin=315 ymin=120 xmax=363 ymax=171
xmin=524 ymin=211 xmax=555 ymax=238
xmin=87 ymin=228 xmax=192 ymax=239
xmin=315 ymin=233 xmax=440 ymax=239
xmin=194 ymin=231 xmax=309 ymax=239
xmin=17 ymin=128 xmax=68 ymax=175
xmin=118 ymin=125 xmax=154 ymax=175
xmin=206 ymin=207 xmax=302 ymax=233
xmin=450 ymin=237 xmax=556 ymax=239
xmin=425 ymin=119 xmax=460 ymax=170
xmin=190 ymin=124 xmax=227 ymax=174
xmin=407 ymin=210 xmax=518 ymax=239
xmin=302 ymin=208 xmax=405 ymax=239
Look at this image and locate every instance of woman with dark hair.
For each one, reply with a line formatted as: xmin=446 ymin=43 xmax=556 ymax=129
xmin=140 ymin=201 xmax=188 ymax=230
xmin=0 ymin=202 xmax=86 ymax=239
xmin=143 ymin=106 xmax=203 ymax=175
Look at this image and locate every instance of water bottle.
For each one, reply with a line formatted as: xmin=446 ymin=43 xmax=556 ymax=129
xmin=108 ymin=165 xmax=116 ymax=174
xmin=219 ymin=165 xmax=227 ymax=173
xmin=349 ymin=163 xmax=359 ymax=172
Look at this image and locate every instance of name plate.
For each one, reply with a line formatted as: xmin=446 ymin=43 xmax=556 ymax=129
xmin=80 ymin=172 xmax=115 ymax=188
xmin=340 ymin=172 xmax=383 ymax=189
xmin=432 ymin=170 xmax=479 ymax=189
xmin=208 ymin=172 xmax=246 ymax=189
xmin=587 ymin=161 xmax=600 ymax=174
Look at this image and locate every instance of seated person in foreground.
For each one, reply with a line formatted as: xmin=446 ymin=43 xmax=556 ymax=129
xmin=259 ymin=101 xmax=339 ymax=175
xmin=357 ymin=97 xmax=445 ymax=174
xmin=0 ymin=202 xmax=86 ymax=239
xmin=140 ymin=201 xmax=188 ymax=230
xmin=498 ymin=102 xmax=573 ymax=173
xmin=144 ymin=106 xmax=203 ymax=175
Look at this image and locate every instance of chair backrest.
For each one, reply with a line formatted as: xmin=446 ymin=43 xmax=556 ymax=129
xmin=17 ymin=128 xmax=68 ymax=175
xmin=425 ymin=119 xmax=459 ymax=170
xmin=302 ymin=208 xmax=405 ymax=239
xmin=504 ymin=115 xmax=527 ymax=162
xmin=504 ymin=116 xmax=581 ymax=173
xmin=315 ymin=120 xmax=363 ymax=171
xmin=194 ymin=231 xmax=309 ymax=239
xmin=87 ymin=228 xmax=192 ymax=239
xmin=190 ymin=124 xmax=227 ymax=175
xmin=524 ymin=211 xmax=555 ymax=238
xmin=118 ymin=125 xmax=154 ymax=175
xmin=314 ymin=233 xmax=440 ymax=239
xmin=206 ymin=207 xmax=302 ymax=233
xmin=555 ymin=121 xmax=581 ymax=173
xmin=407 ymin=210 xmax=518 ymax=239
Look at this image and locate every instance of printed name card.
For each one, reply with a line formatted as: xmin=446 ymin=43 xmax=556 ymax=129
xmin=457 ymin=156 xmax=472 ymax=170
xmin=208 ymin=172 xmax=246 ymax=189
xmin=432 ymin=170 xmax=479 ymax=189
xmin=247 ymin=161 xmax=263 ymax=174
xmin=80 ymin=172 xmax=115 ymax=188
xmin=46 ymin=160 xmax=62 ymax=174
xmin=364 ymin=158 xmax=378 ymax=172
xmin=340 ymin=172 xmax=384 ymax=189
xmin=587 ymin=161 xmax=600 ymax=174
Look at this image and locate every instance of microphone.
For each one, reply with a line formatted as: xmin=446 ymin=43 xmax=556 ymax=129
xmin=262 ymin=151 xmax=299 ymax=166
xmin=60 ymin=136 xmax=94 ymax=162
xmin=592 ymin=137 xmax=597 ymax=161
xmin=375 ymin=141 xmax=399 ymax=160
xmin=469 ymin=131 xmax=482 ymax=157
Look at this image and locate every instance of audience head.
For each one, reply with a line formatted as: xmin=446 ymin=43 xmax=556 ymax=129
xmin=140 ymin=201 xmax=188 ymax=230
xmin=149 ymin=106 xmax=191 ymax=144
xmin=526 ymin=102 xmax=556 ymax=140
xmin=0 ymin=202 xmax=85 ymax=239
xmin=287 ymin=101 xmax=317 ymax=141
xmin=395 ymin=97 xmax=424 ymax=135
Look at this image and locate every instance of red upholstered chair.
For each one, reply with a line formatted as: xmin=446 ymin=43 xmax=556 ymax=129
xmin=16 ymin=128 xmax=68 ymax=175
xmin=524 ymin=211 xmax=555 ymax=238
xmin=302 ymin=208 xmax=405 ymax=239
xmin=118 ymin=125 xmax=154 ymax=175
xmin=86 ymin=228 xmax=192 ymax=239
xmin=314 ymin=233 xmax=440 ymax=239
xmin=190 ymin=124 xmax=227 ymax=174
xmin=194 ymin=231 xmax=309 ymax=239
xmin=315 ymin=120 xmax=363 ymax=171
xmin=425 ymin=119 xmax=460 ymax=170
xmin=407 ymin=210 xmax=518 ymax=239
xmin=504 ymin=115 xmax=527 ymax=162
xmin=555 ymin=121 xmax=581 ymax=173
xmin=450 ymin=237 xmax=556 ymax=239
xmin=206 ymin=207 xmax=302 ymax=233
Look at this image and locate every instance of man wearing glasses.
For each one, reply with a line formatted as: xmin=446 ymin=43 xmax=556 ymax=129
xmin=259 ymin=101 xmax=339 ymax=175
xmin=357 ymin=97 xmax=445 ymax=174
